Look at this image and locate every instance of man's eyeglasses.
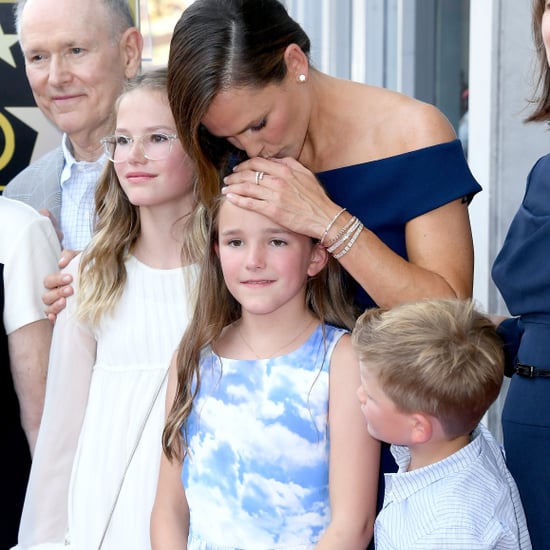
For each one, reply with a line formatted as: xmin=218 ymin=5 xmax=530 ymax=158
xmin=100 ymin=132 xmax=179 ymax=163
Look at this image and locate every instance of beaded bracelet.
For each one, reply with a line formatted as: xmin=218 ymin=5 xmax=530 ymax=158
xmin=319 ymin=207 xmax=347 ymax=247
xmin=327 ymin=217 xmax=361 ymax=254
xmin=333 ymin=222 xmax=364 ymax=259
xmin=324 ymin=215 xmax=358 ymax=250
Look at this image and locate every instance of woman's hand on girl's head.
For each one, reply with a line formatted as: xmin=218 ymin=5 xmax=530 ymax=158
xmin=223 ymin=156 xmax=338 ymax=240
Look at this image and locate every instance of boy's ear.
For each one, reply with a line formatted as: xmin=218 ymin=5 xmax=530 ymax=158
xmin=409 ymin=413 xmax=433 ymax=445
xmin=307 ymin=242 xmax=328 ymax=277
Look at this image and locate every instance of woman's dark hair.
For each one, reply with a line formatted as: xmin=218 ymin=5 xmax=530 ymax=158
xmin=168 ymin=0 xmax=311 ymax=208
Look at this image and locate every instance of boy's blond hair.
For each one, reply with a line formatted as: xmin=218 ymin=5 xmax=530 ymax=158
xmin=352 ymin=299 xmax=504 ymax=438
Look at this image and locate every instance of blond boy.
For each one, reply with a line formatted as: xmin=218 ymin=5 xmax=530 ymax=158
xmin=352 ymin=299 xmax=531 ymax=549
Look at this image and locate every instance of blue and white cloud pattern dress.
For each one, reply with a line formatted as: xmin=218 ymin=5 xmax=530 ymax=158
xmin=183 ymin=323 xmax=346 ymax=550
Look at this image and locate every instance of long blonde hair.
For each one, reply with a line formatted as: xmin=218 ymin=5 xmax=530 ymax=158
xmin=162 ymin=195 xmax=357 ymax=460
xmin=77 ymin=68 xmax=205 ymax=325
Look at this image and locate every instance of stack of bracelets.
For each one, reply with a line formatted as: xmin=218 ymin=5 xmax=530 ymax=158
xmin=319 ymin=208 xmax=364 ymax=259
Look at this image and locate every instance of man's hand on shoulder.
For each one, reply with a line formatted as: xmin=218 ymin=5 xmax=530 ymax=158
xmin=43 ymin=249 xmax=79 ymax=324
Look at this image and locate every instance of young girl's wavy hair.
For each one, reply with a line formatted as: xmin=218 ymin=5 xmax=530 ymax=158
xmin=77 ymin=68 xmax=206 ymax=325
xmin=162 ymin=195 xmax=357 ymax=460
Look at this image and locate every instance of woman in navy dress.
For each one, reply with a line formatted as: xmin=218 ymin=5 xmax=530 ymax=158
xmin=166 ymin=0 xmax=481 ymax=544
xmin=492 ymin=2 xmax=550 ymax=546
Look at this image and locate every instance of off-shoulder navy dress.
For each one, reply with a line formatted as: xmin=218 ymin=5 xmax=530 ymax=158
xmin=317 ymin=139 xmax=481 ymax=310
xmin=317 ymin=139 xmax=481 ymax=545
xmin=492 ymin=153 xmax=550 ymax=549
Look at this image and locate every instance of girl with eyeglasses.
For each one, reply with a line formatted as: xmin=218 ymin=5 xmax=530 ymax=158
xmin=13 ymin=68 xmax=204 ymax=550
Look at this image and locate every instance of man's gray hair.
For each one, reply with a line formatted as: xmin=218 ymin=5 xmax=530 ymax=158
xmin=14 ymin=0 xmax=136 ymax=38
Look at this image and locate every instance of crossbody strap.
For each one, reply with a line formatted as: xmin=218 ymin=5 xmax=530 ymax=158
xmin=97 ymin=366 xmax=170 ymax=549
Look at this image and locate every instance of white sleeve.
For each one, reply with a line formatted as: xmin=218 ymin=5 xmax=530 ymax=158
xmin=16 ymin=256 xmax=97 ymax=549
xmin=4 ymin=214 xmax=61 ymax=334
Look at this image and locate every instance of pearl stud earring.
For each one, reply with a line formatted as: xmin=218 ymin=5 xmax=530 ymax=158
xmin=298 ymin=74 xmax=307 ymax=83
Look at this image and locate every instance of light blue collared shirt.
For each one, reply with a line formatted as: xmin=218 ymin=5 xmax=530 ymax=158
xmin=376 ymin=423 xmax=531 ymax=549
xmin=59 ymin=134 xmax=106 ymax=250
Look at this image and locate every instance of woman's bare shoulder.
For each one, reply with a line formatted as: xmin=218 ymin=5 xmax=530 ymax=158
xmin=319 ymin=79 xmax=457 ymax=165
xmin=351 ymin=83 xmax=456 ymax=150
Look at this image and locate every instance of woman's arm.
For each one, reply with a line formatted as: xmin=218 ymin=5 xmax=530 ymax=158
xmin=4 ymin=209 xmax=60 ymax=454
xmin=8 ymin=319 xmax=52 ymax=454
xmin=344 ymin=196 xmax=474 ymax=307
xmin=315 ymin=334 xmax=380 ymax=549
xmin=151 ymin=356 xmax=190 ymax=549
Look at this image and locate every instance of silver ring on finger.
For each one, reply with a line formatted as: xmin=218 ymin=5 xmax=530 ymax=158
xmin=255 ymin=171 xmax=265 ymax=185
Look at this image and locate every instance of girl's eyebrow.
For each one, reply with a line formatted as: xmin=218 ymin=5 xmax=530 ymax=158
xmin=219 ymin=228 xmax=241 ymax=237
xmin=114 ymin=125 xmax=177 ymax=134
xmin=220 ymin=227 xmax=291 ymax=237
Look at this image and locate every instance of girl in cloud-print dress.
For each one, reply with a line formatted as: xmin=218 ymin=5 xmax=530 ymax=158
xmin=151 ymin=197 xmax=380 ymax=550
xmin=185 ymin=323 xmax=343 ymax=548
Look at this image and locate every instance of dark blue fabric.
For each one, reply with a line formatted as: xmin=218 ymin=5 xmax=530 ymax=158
xmin=502 ymin=385 xmax=550 ymax=550
xmin=317 ymin=140 xmax=481 ymax=549
xmin=496 ymin=317 xmax=523 ymax=377
xmin=318 ymin=139 xmax=482 ymax=310
xmin=492 ymin=153 xmax=550 ymax=549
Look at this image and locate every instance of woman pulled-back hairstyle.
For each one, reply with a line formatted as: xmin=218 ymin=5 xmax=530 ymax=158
xmin=167 ymin=0 xmax=310 ymax=208
xmin=162 ymin=195 xmax=357 ymax=460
